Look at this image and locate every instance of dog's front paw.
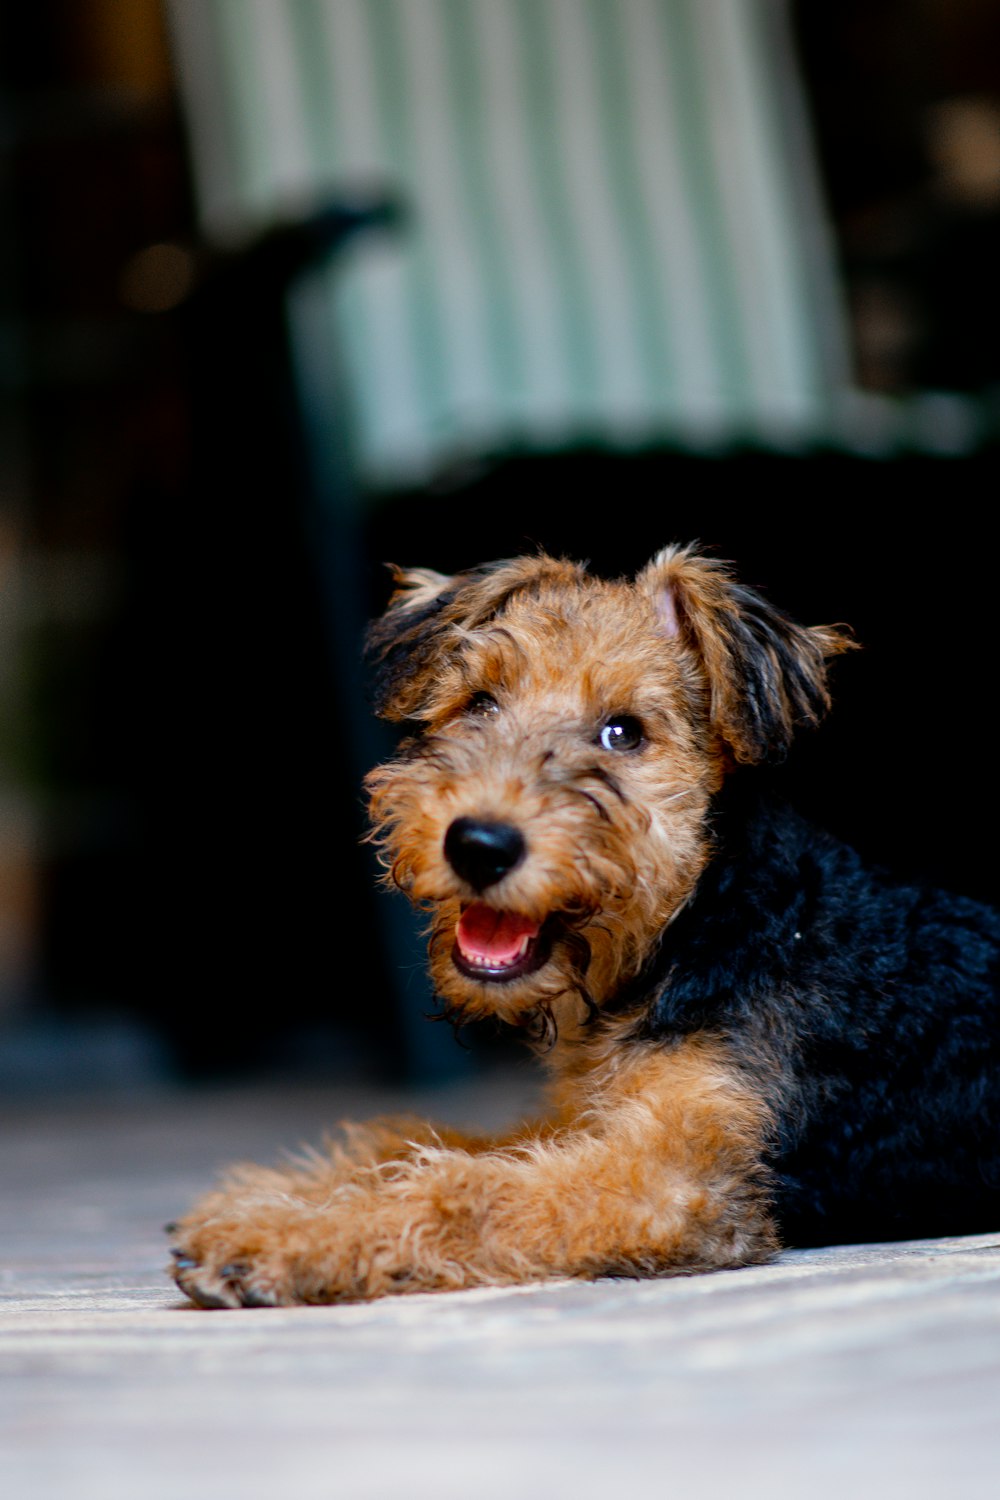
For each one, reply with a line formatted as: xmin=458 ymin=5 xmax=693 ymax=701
xmin=170 ymin=1247 xmax=282 ymax=1308
xmin=167 ymin=1199 xmax=343 ymax=1308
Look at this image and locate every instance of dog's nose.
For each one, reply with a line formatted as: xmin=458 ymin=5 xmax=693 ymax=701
xmin=444 ymin=818 xmax=526 ymax=891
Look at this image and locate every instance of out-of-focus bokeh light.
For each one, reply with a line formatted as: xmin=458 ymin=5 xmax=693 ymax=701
xmin=119 ymin=241 xmax=197 ymax=313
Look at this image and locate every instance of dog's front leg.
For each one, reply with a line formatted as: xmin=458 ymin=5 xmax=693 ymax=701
xmin=169 ymin=1039 xmax=776 ymax=1308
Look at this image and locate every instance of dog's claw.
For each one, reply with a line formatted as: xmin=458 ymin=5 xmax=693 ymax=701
xmin=215 ymin=1260 xmax=281 ymax=1306
xmin=236 ymin=1283 xmax=280 ymax=1308
xmin=182 ymin=1282 xmax=234 ymax=1310
xmin=170 ymin=1259 xmax=238 ymax=1309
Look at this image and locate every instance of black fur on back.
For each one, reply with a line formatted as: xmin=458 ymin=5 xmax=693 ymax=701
xmin=617 ymin=779 xmax=1000 ymax=1245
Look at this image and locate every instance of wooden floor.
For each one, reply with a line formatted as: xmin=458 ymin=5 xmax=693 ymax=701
xmin=3 ymin=1073 xmax=1000 ymax=1500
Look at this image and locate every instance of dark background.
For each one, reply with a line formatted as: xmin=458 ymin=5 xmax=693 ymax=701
xmin=1 ymin=0 xmax=998 ymax=1089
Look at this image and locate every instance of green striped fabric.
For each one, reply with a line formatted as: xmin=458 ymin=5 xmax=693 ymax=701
xmin=168 ymin=0 xmax=851 ymax=485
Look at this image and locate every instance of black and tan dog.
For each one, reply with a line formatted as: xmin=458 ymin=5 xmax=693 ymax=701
xmin=170 ymin=546 xmax=1000 ymax=1307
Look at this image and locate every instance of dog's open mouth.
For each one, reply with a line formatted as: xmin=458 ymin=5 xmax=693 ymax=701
xmin=452 ymin=903 xmax=551 ymax=983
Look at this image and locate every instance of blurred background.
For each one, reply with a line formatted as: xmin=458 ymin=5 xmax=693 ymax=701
xmin=1 ymin=0 xmax=998 ymax=1096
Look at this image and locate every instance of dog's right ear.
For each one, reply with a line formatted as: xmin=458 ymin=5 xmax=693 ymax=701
xmin=367 ymin=554 xmax=588 ymax=720
xmin=365 ymin=565 xmax=460 ymax=720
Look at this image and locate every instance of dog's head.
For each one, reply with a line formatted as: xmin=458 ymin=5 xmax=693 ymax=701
xmin=365 ymin=547 xmax=851 ymax=1037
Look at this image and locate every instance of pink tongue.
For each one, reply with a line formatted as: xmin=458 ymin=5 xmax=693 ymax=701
xmin=457 ymin=905 xmax=540 ymax=964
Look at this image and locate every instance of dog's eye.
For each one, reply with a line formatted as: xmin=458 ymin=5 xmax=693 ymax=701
xmin=598 ymin=715 xmax=643 ymax=752
xmin=467 ymin=692 xmax=500 ymax=718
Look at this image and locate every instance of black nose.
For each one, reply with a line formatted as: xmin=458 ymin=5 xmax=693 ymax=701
xmin=444 ymin=818 xmax=526 ymax=891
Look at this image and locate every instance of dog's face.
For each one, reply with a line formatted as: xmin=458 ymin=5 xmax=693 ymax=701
xmin=366 ymin=548 xmax=847 ymax=1035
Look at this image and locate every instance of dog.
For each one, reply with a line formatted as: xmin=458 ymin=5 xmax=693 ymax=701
xmin=169 ymin=546 xmax=1000 ymax=1307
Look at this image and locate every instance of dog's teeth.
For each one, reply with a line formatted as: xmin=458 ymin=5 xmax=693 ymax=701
xmin=464 ymin=938 xmax=532 ymax=970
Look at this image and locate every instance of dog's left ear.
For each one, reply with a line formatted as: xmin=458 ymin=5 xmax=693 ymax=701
xmin=638 ymin=545 xmax=855 ymax=764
